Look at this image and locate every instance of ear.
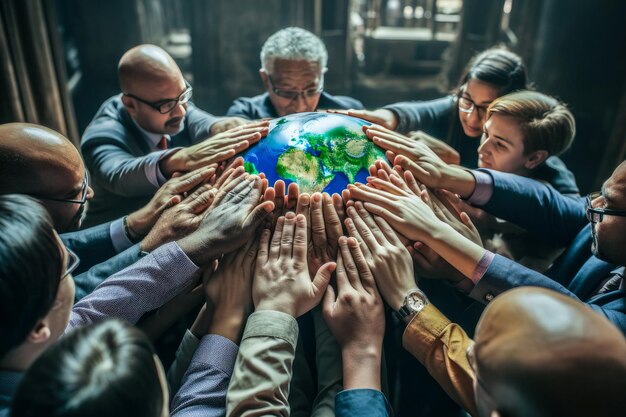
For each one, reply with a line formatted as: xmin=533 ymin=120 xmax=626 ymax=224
xmin=490 ymin=411 xmax=502 ymax=417
xmin=27 ymin=321 xmax=52 ymax=345
xmin=524 ymin=150 xmax=549 ymax=170
xmin=121 ymin=94 xmax=138 ymax=116
xmin=259 ymin=69 xmax=270 ymax=90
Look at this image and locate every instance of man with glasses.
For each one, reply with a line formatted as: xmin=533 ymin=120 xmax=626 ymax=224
xmin=226 ymin=27 xmax=364 ymax=119
xmin=81 ymin=44 xmax=267 ymax=226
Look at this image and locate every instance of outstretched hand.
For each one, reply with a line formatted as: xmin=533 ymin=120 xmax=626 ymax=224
xmin=253 ymin=213 xmax=336 ymax=318
xmin=326 ymin=108 xmax=399 ymax=131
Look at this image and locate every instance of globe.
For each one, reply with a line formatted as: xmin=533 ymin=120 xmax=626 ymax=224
xmin=242 ymin=112 xmax=387 ymax=195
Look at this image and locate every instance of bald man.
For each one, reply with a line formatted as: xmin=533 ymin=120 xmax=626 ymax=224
xmin=0 ymin=122 xmax=211 ymax=300
xmin=332 ymin=286 xmax=626 ymax=417
xmin=81 ymin=44 xmax=265 ymax=226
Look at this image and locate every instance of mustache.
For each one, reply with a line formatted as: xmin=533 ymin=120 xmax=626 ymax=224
xmin=166 ymin=117 xmax=183 ymax=127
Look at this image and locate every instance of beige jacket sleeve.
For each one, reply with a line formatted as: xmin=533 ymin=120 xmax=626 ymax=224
xmin=402 ymin=304 xmax=478 ymax=417
xmin=226 ymin=310 xmax=299 ymax=417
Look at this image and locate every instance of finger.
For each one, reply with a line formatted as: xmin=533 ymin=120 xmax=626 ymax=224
xmin=242 ymin=200 xmax=274 ymax=231
xmin=338 ymin=235 xmax=363 ymax=291
xmin=347 ymin=205 xmax=381 ymax=252
xmin=362 ymin=202 xmax=406 ymax=227
xmin=273 ymin=180 xmax=286 ymax=213
xmin=280 ymin=212 xmax=297 ymax=259
xmin=354 ymin=201 xmax=385 ymax=245
xmin=311 ymin=261 xmax=335 ymax=302
xmin=270 ymin=216 xmax=285 ymax=259
xmin=286 ymin=182 xmax=299 ymax=210
xmin=322 ymin=283 xmax=337 ymax=320
xmin=372 ymin=214 xmax=404 ymax=247
xmin=293 ymin=213 xmax=309 ymax=264
xmin=334 ymin=249 xmax=349 ymax=290
xmin=256 ymin=228 xmax=271 ymax=266
xmin=173 ymin=167 xmax=215 ymax=194
xmin=347 ymin=185 xmax=400 ymax=214
xmin=367 ymin=177 xmax=409 ymax=197
xmin=346 ymin=236 xmax=377 ymax=295
xmin=186 ymin=187 xmax=216 ymax=214
xmin=323 ymin=193 xmax=343 ymax=255
xmin=310 ymin=193 xmax=326 ymax=253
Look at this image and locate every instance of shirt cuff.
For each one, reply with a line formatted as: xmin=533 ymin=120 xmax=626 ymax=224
xmin=191 ymin=334 xmax=239 ymax=377
xmin=242 ymin=310 xmax=299 ymax=348
xmin=109 ymin=217 xmax=133 ymax=253
xmin=466 ymin=169 xmax=494 ymax=205
xmin=470 ymin=251 xmax=496 ymax=284
xmin=335 ymin=388 xmax=390 ymax=417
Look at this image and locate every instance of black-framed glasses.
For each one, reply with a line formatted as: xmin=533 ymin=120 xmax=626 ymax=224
xmin=124 ymin=80 xmax=193 ymax=114
xmin=457 ymin=86 xmax=490 ymax=120
xmin=36 ymin=172 xmax=89 ymax=205
xmin=63 ymin=246 xmax=80 ymax=279
xmin=267 ymin=74 xmax=323 ymax=101
xmin=586 ymin=191 xmax=626 ymax=223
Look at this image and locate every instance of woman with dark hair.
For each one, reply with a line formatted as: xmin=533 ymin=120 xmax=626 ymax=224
xmin=332 ymin=47 xmax=578 ymax=195
xmin=11 ymin=320 xmax=167 ymax=417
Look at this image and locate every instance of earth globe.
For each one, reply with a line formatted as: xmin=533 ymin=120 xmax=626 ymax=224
xmin=241 ymin=112 xmax=387 ymax=194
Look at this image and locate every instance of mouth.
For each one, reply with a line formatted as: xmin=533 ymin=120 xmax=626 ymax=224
xmin=166 ymin=117 xmax=183 ymax=128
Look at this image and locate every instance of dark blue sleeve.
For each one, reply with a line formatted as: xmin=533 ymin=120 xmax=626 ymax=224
xmin=61 ymin=223 xmax=116 ymax=274
xmin=225 ymin=97 xmax=257 ymax=119
xmin=383 ymin=96 xmax=455 ymax=134
xmin=72 ymin=244 xmax=142 ymax=302
xmin=480 ymin=169 xmax=587 ymax=246
xmin=335 ymin=389 xmax=389 ymax=417
xmin=472 ymin=255 xmax=626 ymax=334
xmin=184 ymin=102 xmax=220 ymax=143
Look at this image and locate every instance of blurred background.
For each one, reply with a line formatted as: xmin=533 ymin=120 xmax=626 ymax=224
xmin=1 ymin=0 xmax=625 ymax=193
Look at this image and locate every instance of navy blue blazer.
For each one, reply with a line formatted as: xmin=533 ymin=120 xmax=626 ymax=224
xmin=226 ymin=91 xmax=364 ymax=120
xmin=61 ymin=222 xmax=141 ymax=301
xmin=469 ymin=169 xmax=625 ymax=332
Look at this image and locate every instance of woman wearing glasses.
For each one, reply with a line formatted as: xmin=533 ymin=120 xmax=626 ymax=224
xmin=335 ymin=47 xmax=579 ymax=196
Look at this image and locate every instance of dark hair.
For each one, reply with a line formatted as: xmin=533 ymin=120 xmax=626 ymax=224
xmin=487 ymin=90 xmax=576 ymax=156
xmin=11 ymin=320 xmax=164 ymax=417
xmin=0 ymin=194 xmax=62 ymax=359
xmin=448 ymin=47 xmax=529 ymax=148
xmin=458 ymin=47 xmax=528 ymax=95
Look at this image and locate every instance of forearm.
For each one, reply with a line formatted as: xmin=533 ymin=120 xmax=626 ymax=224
xmin=424 ymin=223 xmax=486 ymax=280
xmin=439 ymin=166 xmax=477 ymax=199
xmin=342 ymin=347 xmax=382 ymax=391
xmin=226 ymin=311 xmax=298 ymax=417
xmin=402 ymin=304 xmax=478 ymax=417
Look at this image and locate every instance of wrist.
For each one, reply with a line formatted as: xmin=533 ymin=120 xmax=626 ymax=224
xmin=159 ymin=149 xmax=185 ymax=177
xmin=342 ymin=344 xmax=382 ymax=390
xmin=441 ymin=165 xmax=476 ymax=198
xmin=255 ymin=299 xmax=297 ymax=318
xmin=126 ymin=210 xmax=152 ymax=238
xmin=209 ymin=309 xmax=246 ymax=343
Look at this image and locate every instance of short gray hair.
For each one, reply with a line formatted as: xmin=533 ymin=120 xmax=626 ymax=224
xmin=260 ymin=27 xmax=328 ymax=73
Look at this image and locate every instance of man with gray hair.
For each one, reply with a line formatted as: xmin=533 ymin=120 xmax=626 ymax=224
xmin=227 ymin=27 xmax=363 ymax=118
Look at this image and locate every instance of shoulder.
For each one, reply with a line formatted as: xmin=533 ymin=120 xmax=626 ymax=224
xmin=226 ymin=93 xmax=272 ymax=118
xmin=532 ymin=156 xmax=580 ymax=195
xmin=317 ymin=92 xmax=363 ymax=110
xmin=81 ymin=95 xmax=140 ymax=149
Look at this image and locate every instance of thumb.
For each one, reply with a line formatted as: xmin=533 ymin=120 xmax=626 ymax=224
xmin=242 ymin=200 xmax=275 ymax=230
xmin=312 ymin=262 xmax=336 ymax=298
xmin=322 ymin=283 xmax=337 ymax=322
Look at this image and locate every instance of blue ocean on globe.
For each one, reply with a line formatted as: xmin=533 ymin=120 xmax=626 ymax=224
xmin=241 ymin=112 xmax=387 ymax=195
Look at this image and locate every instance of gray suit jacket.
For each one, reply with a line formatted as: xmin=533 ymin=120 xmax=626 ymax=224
xmin=80 ymin=95 xmax=219 ymax=226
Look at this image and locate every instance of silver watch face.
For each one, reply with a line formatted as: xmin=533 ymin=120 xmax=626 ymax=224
xmin=406 ymin=291 xmax=426 ymax=312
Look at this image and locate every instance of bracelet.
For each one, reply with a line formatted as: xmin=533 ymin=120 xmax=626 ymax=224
xmin=123 ymin=216 xmax=141 ymax=243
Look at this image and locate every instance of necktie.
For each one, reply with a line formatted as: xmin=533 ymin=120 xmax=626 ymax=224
xmin=158 ymin=136 xmax=168 ymax=150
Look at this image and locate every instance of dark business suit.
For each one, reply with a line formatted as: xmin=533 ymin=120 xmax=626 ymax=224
xmin=61 ymin=222 xmax=141 ymax=301
xmin=226 ymin=91 xmax=364 ymax=120
xmin=81 ymin=95 xmax=219 ymax=226
xmin=470 ymin=169 xmax=626 ymax=332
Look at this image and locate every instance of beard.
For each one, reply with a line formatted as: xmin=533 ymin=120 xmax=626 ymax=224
xmin=165 ymin=117 xmax=185 ymax=135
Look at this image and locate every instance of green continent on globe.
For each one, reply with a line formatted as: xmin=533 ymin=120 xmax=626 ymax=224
xmin=301 ymin=126 xmax=385 ymax=182
xmin=276 ymin=148 xmax=333 ymax=193
xmin=243 ymin=161 xmax=259 ymax=175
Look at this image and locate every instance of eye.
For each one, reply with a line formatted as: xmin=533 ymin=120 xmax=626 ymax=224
xmin=495 ymin=141 xmax=506 ymax=149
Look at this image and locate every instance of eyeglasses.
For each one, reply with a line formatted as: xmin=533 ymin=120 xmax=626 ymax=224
xmin=63 ymin=246 xmax=80 ymax=279
xmin=458 ymin=87 xmax=490 ymax=120
xmin=124 ymin=80 xmax=193 ymax=114
xmin=586 ymin=191 xmax=626 ymax=223
xmin=36 ymin=172 xmax=89 ymax=205
xmin=267 ymin=74 xmax=323 ymax=101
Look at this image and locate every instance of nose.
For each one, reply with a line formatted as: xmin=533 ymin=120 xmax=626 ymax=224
xmin=478 ymin=136 xmax=492 ymax=155
xmin=171 ymin=102 xmax=187 ymax=118
xmin=292 ymin=94 xmax=311 ymax=113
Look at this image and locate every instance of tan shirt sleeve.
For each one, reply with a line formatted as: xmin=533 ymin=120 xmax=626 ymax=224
xmin=402 ymin=304 xmax=478 ymax=417
xmin=226 ymin=310 xmax=299 ymax=417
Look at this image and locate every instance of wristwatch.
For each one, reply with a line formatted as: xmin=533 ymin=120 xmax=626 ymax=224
xmin=395 ymin=288 xmax=429 ymax=324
